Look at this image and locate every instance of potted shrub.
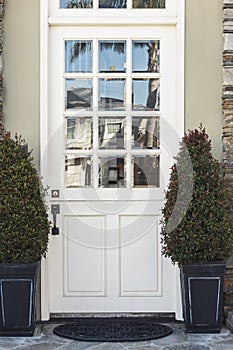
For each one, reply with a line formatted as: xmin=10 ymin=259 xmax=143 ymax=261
xmin=161 ymin=125 xmax=233 ymax=333
xmin=0 ymin=132 xmax=50 ymax=336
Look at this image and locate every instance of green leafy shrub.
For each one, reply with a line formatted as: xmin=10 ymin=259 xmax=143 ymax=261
xmin=0 ymin=133 xmax=50 ymax=263
xmin=161 ymin=125 xmax=233 ymax=266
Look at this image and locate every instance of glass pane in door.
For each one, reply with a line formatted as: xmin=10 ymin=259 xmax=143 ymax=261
xmin=99 ymin=0 xmax=126 ymax=8
xmin=65 ymin=41 xmax=92 ymax=73
xmin=98 ymin=78 xmax=126 ymax=110
xmin=66 ymin=117 xmax=93 ymax=149
xmin=132 ymin=117 xmax=159 ymax=149
xmin=99 ymin=41 xmax=126 ymax=73
xmin=132 ymin=0 xmax=165 ymax=8
xmin=99 ymin=117 xmax=125 ymax=149
xmin=65 ymin=156 xmax=92 ymax=187
xmin=133 ymin=155 xmax=159 ymax=187
xmin=132 ymin=40 xmax=160 ymax=73
xmin=132 ymin=78 xmax=160 ymax=111
xmin=60 ymin=0 xmax=93 ymax=8
xmin=65 ymin=79 xmax=93 ymax=110
xmin=99 ymin=157 xmax=126 ymax=187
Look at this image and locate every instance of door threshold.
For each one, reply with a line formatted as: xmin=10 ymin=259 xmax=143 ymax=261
xmin=49 ymin=312 xmax=176 ymax=323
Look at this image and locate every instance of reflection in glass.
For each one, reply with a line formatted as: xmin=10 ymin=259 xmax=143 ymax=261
xmin=132 ymin=78 xmax=160 ymax=111
xmin=65 ymin=79 xmax=93 ymax=110
xmin=99 ymin=117 xmax=125 ymax=149
xmin=65 ymin=156 xmax=92 ymax=187
xmin=65 ymin=41 xmax=92 ymax=73
xmin=98 ymin=79 xmax=125 ymax=110
xmin=132 ymin=40 xmax=160 ymax=73
xmin=99 ymin=41 xmax=126 ymax=73
xmin=60 ymin=0 xmax=93 ymax=8
xmin=133 ymin=155 xmax=159 ymax=187
xmin=99 ymin=157 xmax=126 ymax=187
xmin=66 ymin=117 xmax=93 ymax=149
xmin=99 ymin=0 xmax=126 ymax=8
xmin=132 ymin=117 xmax=159 ymax=149
xmin=132 ymin=0 xmax=165 ymax=8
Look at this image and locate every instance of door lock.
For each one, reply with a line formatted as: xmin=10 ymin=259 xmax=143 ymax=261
xmin=51 ymin=189 xmax=60 ymax=198
xmin=51 ymin=204 xmax=60 ymax=235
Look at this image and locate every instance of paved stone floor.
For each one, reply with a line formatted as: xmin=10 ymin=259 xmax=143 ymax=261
xmin=0 ymin=323 xmax=233 ymax=350
xmin=0 ymin=322 xmax=232 ymax=350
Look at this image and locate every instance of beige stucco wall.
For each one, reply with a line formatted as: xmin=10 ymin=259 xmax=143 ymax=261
xmin=3 ymin=0 xmax=223 ymax=162
xmin=3 ymin=0 xmax=40 ymax=165
xmin=185 ymin=0 xmax=223 ymax=160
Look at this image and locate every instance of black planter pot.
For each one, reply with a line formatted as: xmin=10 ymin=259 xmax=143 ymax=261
xmin=180 ymin=261 xmax=226 ymax=333
xmin=0 ymin=260 xmax=40 ymax=336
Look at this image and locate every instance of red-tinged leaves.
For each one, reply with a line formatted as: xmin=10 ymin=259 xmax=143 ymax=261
xmin=0 ymin=132 xmax=50 ymax=263
xmin=161 ymin=125 xmax=233 ymax=266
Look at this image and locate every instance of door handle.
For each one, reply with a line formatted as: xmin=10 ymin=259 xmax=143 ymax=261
xmin=51 ymin=204 xmax=60 ymax=235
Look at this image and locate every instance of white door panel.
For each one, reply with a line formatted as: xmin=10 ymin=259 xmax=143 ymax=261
xmin=120 ymin=215 xmax=161 ymax=296
xmin=64 ymin=215 xmax=106 ymax=296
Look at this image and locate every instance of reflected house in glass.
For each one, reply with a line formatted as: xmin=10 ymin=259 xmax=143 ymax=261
xmin=66 ymin=117 xmax=93 ymax=150
xmin=99 ymin=157 xmax=125 ymax=188
xmin=133 ymin=155 xmax=159 ymax=188
xmin=66 ymin=86 xmax=93 ymax=110
xmin=65 ymin=156 xmax=92 ymax=187
xmin=98 ymin=96 xmax=125 ymax=111
xmin=99 ymin=117 xmax=125 ymax=149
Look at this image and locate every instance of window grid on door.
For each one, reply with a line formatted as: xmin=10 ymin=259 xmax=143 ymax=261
xmin=59 ymin=0 xmax=166 ymax=10
xmin=64 ymin=38 xmax=161 ymax=189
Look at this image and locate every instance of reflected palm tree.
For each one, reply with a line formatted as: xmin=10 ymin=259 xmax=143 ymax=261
xmin=133 ymin=40 xmax=160 ymax=186
xmin=66 ymin=0 xmax=93 ymax=8
xmin=66 ymin=0 xmax=165 ymax=8
xmin=99 ymin=0 xmax=126 ymax=8
xmin=132 ymin=0 xmax=165 ymax=8
xmin=99 ymin=41 xmax=125 ymax=55
xmin=70 ymin=41 xmax=92 ymax=63
xmin=133 ymin=41 xmax=159 ymax=148
xmin=70 ymin=41 xmax=125 ymax=63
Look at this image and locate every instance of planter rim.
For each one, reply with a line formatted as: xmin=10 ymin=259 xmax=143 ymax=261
xmin=0 ymin=260 xmax=41 ymax=267
xmin=180 ymin=261 xmax=226 ymax=275
xmin=181 ymin=260 xmax=226 ymax=267
xmin=0 ymin=260 xmax=41 ymax=276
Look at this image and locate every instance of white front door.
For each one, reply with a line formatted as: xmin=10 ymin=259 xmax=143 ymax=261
xmin=42 ymin=2 xmax=183 ymax=316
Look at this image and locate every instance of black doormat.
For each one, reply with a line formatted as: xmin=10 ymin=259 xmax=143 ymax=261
xmin=53 ymin=317 xmax=173 ymax=342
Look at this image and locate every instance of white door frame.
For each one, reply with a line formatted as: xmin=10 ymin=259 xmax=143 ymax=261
xmin=40 ymin=0 xmax=185 ymax=321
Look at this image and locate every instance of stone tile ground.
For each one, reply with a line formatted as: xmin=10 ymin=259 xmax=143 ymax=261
xmin=0 ymin=323 xmax=232 ymax=350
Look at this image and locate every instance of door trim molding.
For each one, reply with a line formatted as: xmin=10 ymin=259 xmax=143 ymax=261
xmin=40 ymin=0 xmax=50 ymax=321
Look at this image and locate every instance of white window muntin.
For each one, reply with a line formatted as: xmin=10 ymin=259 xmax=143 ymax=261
xmin=63 ymin=36 xmax=161 ymax=190
xmin=48 ymin=24 xmax=178 ymax=200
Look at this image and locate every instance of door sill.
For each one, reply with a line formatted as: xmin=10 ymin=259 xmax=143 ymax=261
xmin=49 ymin=312 xmax=175 ymax=322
